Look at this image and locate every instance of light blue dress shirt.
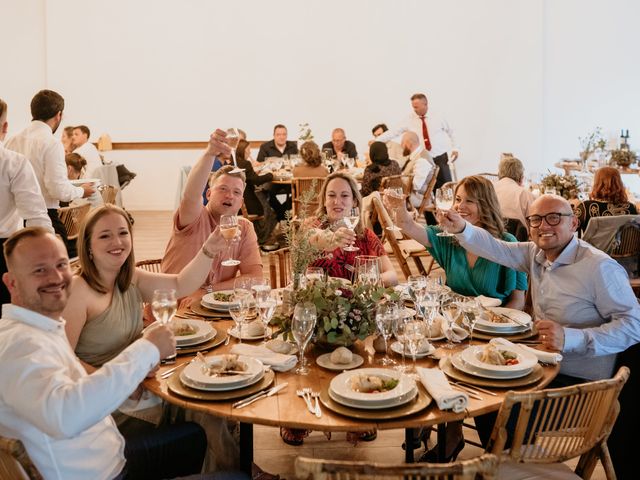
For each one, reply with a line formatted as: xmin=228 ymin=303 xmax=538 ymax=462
xmin=456 ymin=223 xmax=640 ymax=380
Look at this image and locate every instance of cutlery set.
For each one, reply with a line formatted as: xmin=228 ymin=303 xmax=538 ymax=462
xmin=232 ymin=382 xmax=288 ymax=409
xmin=297 ymin=388 xmax=322 ymax=417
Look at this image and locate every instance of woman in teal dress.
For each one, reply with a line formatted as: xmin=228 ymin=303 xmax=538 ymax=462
xmin=386 ymin=175 xmax=528 ymax=459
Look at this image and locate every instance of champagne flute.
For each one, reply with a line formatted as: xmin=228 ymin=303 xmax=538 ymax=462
xmin=226 ymin=127 xmax=244 ymax=174
xmin=435 ymin=187 xmax=455 ymax=237
xmin=342 ymin=207 xmax=360 ymax=252
xmin=220 ymin=214 xmax=241 ymax=266
xmin=151 ymin=289 xmax=177 ymax=364
xmin=292 ymin=302 xmax=317 ymax=375
xmin=385 ymin=187 xmax=404 ymax=232
xmin=375 ymin=304 xmax=396 ymax=366
xmin=229 ymin=293 xmax=250 ymax=344
xmin=392 ymin=315 xmax=409 ymax=372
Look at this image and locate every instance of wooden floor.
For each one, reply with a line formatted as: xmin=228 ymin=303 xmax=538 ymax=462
xmin=130 ymin=210 xmax=606 ymax=479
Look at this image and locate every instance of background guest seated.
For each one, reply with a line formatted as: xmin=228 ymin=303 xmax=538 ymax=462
xmin=361 ymin=141 xmax=401 ymax=197
xmin=293 ymin=140 xmax=329 ymax=178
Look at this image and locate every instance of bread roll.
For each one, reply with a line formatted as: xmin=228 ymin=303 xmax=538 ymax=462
xmin=265 ymin=339 xmax=293 ymax=354
xmin=330 ymin=346 xmax=353 ymax=364
xmin=246 ymin=320 xmax=265 ymax=336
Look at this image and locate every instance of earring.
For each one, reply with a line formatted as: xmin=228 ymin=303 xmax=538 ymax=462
xmin=89 ymin=250 xmax=93 ymax=260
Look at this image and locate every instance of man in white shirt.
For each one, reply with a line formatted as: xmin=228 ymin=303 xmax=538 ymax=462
xmin=400 ymin=131 xmax=436 ymax=210
xmin=0 ymin=98 xmax=53 ymax=306
xmin=494 ymin=155 xmax=535 ymax=233
xmin=374 ymin=93 xmax=457 ymax=188
xmin=5 ymin=90 xmax=95 ymax=257
xmin=0 ymin=227 xmax=213 ymax=480
xmin=71 ymin=124 xmax=104 ymax=175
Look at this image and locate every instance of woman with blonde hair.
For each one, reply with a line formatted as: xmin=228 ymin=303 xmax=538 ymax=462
xmin=575 ymin=166 xmax=637 ymax=235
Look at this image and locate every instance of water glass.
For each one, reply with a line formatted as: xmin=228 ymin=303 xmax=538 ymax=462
xmin=292 ymin=302 xmax=317 ymax=375
xmin=354 ymin=255 xmax=381 ymax=286
xmin=305 ymin=266 xmax=324 ymax=284
xmin=229 ymin=294 xmax=250 ymax=344
xmin=375 ymin=304 xmax=396 ymax=366
xmin=459 ymin=297 xmax=482 ymax=345
xmin=392 ymin=315 xmax=409 ymax=372
xmin=257 ymin=291 xmax=277 ymax=344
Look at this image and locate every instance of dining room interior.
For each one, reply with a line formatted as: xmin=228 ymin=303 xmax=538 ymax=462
xmin=1 ymin=0 xmax=639 ymax=479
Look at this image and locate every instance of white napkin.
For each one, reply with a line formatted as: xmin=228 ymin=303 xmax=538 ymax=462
xmin=490 ymin=337 xmax=563 ymax=365
xmin=417 ymin=367 xmax=468 ymax=413
xmin=476 ymin=295 xmax=502 ymax=307
xmin=439 ymin=316 xmax=469 ymax=342
xmin=230 ymin=344 xmax=297 ymax=372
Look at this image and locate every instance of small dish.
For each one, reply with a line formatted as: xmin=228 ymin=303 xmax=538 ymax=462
xmin=316 ymin=353 xmax=364 ymax=371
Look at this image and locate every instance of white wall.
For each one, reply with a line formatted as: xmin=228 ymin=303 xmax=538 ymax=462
xmin=2 ymin=0 xmax=638 ymax=209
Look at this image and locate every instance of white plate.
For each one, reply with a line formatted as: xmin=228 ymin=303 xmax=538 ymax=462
xmin=473 ymin=323 xmax=530 ymax=335
xmin=316 ymin=353 xmax=364 ymax=371
xmin=173 ymin=319 xmax=215 ymax=345
xmin=180 ymin=368 xmax=264 ymax=391
xmin=180 ymin=355 xmax=264 ymax=390
xmin=201 ymin=290 xmax=255 ymax=311
xmin=329 ymin=368 xmax=416 ymax=407
xmin=475 ymin=307 xmax=532 ymax=331
xmin=450 ymin=352 xmax=532 ymax=380
xmin=70 ymin=178 xmax=101 ymax=185
xmin=176 ymin=329 xmax=217 ymax=347
xmin=460 ymin=345 xmax=537 ymax=374
xmin=390 ymin=341 xmax=435 ymax=359
xmin=328 ymin=384 xmax=418 ymax=410
xmin=476 ymin=295 xmax=502 ymax=308
xmin=229 ymin=325 xmax=271 ymax=340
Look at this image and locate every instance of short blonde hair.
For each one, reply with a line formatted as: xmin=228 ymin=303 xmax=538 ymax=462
xmin=498 ymin=156 xmax=524 ymax=183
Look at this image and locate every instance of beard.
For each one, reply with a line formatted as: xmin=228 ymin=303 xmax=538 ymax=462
xmin=402 ymin=147 xmax=411 ymax=156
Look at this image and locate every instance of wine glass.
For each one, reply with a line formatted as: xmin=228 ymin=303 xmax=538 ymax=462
xmin=292 ymin=302 xmax=317 ymax=375
xmin=375 ymin=304 xmax=397 ymax=366
xmin=354 ymin=255 xmax=380 ymax=287
xmin=151 ymin=289 xmax=177 ymax=364
xmin=424 ymin=278 xmax=442 ymax=339
xmin=226 ymin=127 xmax=244 ymax=174
xmin=229 ymin=293 xmax=250 ymax=344
xmin=404 ymin=320 xmax=426 ymax=377
xmin=435 ymin=187 xmax=455 ymax=237
xmin=342 ymin=207 xmax=360 ymax=252
xmin=459 ymin=297 xmax=482 ymax=345
xmin=392 ymin=315 xmax=409 ymax=372
xmin=220 ymin=214 xmax=241 ymax=266
xmin=385 ymin=187 xmax=404 ymax=232
xmin=441 ymin=300 xmax=462 ymax=350
xmin=346 ymin=156 xmax=355 ymax=170
xmin=257 ymin=291 xmax=277 ymax=344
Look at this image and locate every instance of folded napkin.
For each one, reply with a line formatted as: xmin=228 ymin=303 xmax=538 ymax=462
xmin=490 ymin=337 xmax=563 ymax=365
xmin=230 ymin=344 xmax=297 ymax=372
xmin=417 ymin=367 xmax=468 ymax=413
xmin=439 ymin=316 xmax=468 ymax=343
xmin=476 ymin=295 xmax=502 ymax=308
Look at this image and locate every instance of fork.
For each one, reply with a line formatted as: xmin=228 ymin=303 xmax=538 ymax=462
xmin=296 ymin=389 xmax=314 ymax=414
xmin=311 ymin=391 xmax=322 ymax=418
xmin=224 ymin=329 xmax=231 ymax=346
xmin=302 ymin=387 xmax=316 ymax=414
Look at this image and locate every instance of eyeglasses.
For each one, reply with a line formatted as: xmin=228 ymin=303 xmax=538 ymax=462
xmin=525 ymin=212 xmax=573 ymax=228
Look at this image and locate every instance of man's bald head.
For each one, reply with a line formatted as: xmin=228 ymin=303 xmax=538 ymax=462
xmin=401 ymin=131 xmax=420 ymax=151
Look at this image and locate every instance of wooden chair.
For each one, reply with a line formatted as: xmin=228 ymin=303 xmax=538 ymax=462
xmin=99 ymin=184 xmax=119 ymax=204
xmin=372 ymin=193 xmax=434 ymax=280
xmin=292 ymin=177 xmax=324 ymax=217
xmin=58 ymin=203 xmax=91 ymax=241
xmin=241 ymin=202 xmax=264 ymax=223
xmin=266 ymin=247 xmax=292 ymax=289
xmin=417 ymin=166 xmax=441 ymax=218
xmin=135 ymin=258 xmax=162 ymax=272
xmin=609 ymin=219 xmax=640 ymax=278
xmin=295 ymin=453 xmax=498 ymax=480
xmin=0 ymin=436 xmax=43 ymax=480
xmin=380 ymin=174 xmax=414 ymax=197
xmin=487 ymin=366 xmax=630 ymax=480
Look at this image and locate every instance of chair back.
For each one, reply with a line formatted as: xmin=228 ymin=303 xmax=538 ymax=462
xmin=241 ymin=202 xmax=264 ymax=223
xmin=372 ymin=193 xmax=411 ymax=278
xmin=267 ymin=248 xmax=292 ymax=289
xmin=417 ymin=166 xmax=441 ymax=216
xmin=58 ymin=203 xmax=91 ymax=240
xmin=99 ymin=185 xmax=119 ymax=204
xmin=0 ymin=436 xmax=43 ymax=480
xmin=135 ymin=258 xmax=163 ymax=273
xmin=292 ymin=177 xmax=324 ymax=217
xmin=295 ymin=453 xmax=498 ymax=480
xmin=487 ymin=367 xmax=629 ymax=478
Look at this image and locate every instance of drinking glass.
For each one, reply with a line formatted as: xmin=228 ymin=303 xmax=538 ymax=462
xmin=257 ymin=291 xmax=277 ymax=344
xmin=459 ymin=297 xmax=482 ymax=345
xmin=404 ymin=320 xmax=426 ymax=377
xmin=354 ymin=255 xmax=381 ymax=286
xmin=220 ymin=214 xmax=241 ymax=266
xmin=385 ymin=187 xmax=404 ymax=232
xmin=234 ymin=277 xmax=254 ymax=299
xmin=435 ymin=187 xmax=455 ymax=237
xmin=424 ymin=278 xmax=442 ymax=338
xmin=441 ymin=301 xmax=462 ymax=349
xmin=305 ymin=266 xmax=324 ymax=284
xmin=342 ymin=207 xmax=360 ymax=252
xmin=292 ymin=302 xmax=317 ymax=375
xmin=407 ymin=275 xmax=427 ymax=308
xmin=346 ymin=156 xmax=355 ymax=169
xmin=229 ymin=293 xmax=250 ymax=344
xmin=151 ymin=289 xmax=177 ymax=364
xmin=392 ymin=315 xmax=409 ymax=372
xmin=375 ymin=304 xmax=396 ymax=366
xmin=226 ymin=127 xmax=244 ymax=174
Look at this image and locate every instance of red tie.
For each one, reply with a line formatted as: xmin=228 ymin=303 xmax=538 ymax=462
xmin=419 ymin=115 xmax=432 ymax=151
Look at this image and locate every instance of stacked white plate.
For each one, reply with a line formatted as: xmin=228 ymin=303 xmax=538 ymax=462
xmin=201 ymin=290 xmax=255 ymax=312
xmin=452 ymin=345 xmax=538 ymax=380
xmin=174 ymin=319 xmax=216 ymax=347
xmin=328 ymin=368 xmax=417 ymax=410
xmin=473 ymin=307 xmax=532 ymax=335
xmin=179 ymin=355 xmax=264 ymax=391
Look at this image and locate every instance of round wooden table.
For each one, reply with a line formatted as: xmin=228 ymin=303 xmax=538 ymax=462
xmin=145 ymin=317 xmax=559 ymax=473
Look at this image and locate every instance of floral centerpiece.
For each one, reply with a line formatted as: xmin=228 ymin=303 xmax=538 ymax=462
xmin=272 ymin=277 xmax=398 ymax=347
xmin=298 ymin=123 xmax=314 ymax=144
xmin=610 ymin=149 xmax=637 ymax=168
xmin=541 ymin=172 xmax=580 ymax=200
xmin=578 ymin=127 xmax=607 ymax=164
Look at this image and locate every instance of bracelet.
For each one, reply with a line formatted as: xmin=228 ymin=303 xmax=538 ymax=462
xmin=201 ymin=245 xmax=216 ymax=259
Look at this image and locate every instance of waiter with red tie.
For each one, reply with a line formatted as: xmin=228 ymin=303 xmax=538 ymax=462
xmin=373 ymin=92 xmax=458 ymax=188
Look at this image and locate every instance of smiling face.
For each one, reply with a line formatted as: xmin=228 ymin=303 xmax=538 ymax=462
xmin=527 ymin=195 xmax=578 ymax=260
xmin=453 ymin=185 xmax=480 ymax=226
xmin=274 ymin=127 xmax=288 ymax=149
xmin=89 ymin=212 xmax=132 ymax=272
xmin=207 ymin=174 xmax=245 ymax=218
xmin=3 ymin=234 xmax=71 ymax=318
xmin=323 ymin=177 xmax=355 ymax=223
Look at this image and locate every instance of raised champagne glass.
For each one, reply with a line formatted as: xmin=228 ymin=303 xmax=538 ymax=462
xmin=220 ymin=214 xmax=240 ymax=266
xmin=151 ymin=289 xmax=177 ymax=364
xmin=435 ymin=187 xmax=455 ymax=237
xmin=226 ymin=127 xmax=244 ymax=174
xmin=342 ymin=207 xmax=360 ymax=252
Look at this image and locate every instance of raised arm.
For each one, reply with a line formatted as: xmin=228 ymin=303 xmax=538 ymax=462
xmin=178 ymin=130 xmax=231 ymax=227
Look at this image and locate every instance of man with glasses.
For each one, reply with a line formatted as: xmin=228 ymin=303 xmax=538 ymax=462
xmin=440 ymin=194 xmax=640 ymax=384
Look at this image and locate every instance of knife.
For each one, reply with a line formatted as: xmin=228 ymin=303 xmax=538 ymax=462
xmin=232 ymin=382 xmax=288 ymax=409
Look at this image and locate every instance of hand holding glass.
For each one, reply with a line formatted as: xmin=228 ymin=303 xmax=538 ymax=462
xmin=342 ymin=207 xmax=360 ymax=252
xmin=435 ymin=187 xmax=455 ymax=237
xmin=385 ymin=187 xmax=404 ymax=231
xmin=151 ymin=289 xmax=177 ymax=363
xmin=226 ymin=128 xmax=244 ymax=174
